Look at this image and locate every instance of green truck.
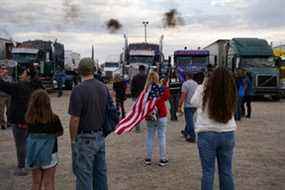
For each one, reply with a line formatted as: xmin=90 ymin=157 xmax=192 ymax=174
xmin=225 ymin=38 xmax=280 ymax=99
xmin=11 ymin=40 xmax=65 ymax=88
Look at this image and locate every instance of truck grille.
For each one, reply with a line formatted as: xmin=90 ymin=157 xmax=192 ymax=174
xmin=105 ymin=71 xmax=113 ymax=78
xmin=257 ymin=75 xmax=278 ymax=87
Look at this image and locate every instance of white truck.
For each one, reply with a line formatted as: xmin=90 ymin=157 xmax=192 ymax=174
xmin=102 ymin=61 xmax=121 ymax=81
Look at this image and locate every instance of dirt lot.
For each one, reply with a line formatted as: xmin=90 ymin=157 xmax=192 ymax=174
xmin=0 ymin=92 xmax=284 ymax=190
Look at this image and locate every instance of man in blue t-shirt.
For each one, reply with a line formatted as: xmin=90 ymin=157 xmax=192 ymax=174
xmin=69 ymin=58 xmax=109 ymax=190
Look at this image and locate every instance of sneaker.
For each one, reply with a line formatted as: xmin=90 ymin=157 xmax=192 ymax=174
xmin=159 ymin=159 xmax=168 ymax=167
xmin=186 ymin=137 xmax=196 ymax=143
xmin=144 ymin=158 xmax=152 ymax=165
xmin=14 ymin=168 xmax=28 ymax=176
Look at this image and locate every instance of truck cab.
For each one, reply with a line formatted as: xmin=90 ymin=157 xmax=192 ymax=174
xmin=102 ymin=61 xmax=121 ymax=81
xmin=11 ymin=40 xmax=65 ymax=89
xmin=226 ymin=38 xmax=280 ymax=99
xmin=174 ymin=50 xmax=209 ymax=83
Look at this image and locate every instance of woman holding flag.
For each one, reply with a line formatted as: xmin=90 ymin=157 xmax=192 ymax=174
xmin=144 ymin=71 xmax=170 ymax=167
xmin=114 ymin=71 xmax=170 ymax=166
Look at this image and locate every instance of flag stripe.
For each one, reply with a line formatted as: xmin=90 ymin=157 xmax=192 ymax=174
xmin=115 ymin=84 xmax=159 ymax=135
xmin=115 ymin=89 xmax=146 ymax=134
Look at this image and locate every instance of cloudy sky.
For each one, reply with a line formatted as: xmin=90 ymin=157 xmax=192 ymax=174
xmin=1 ymin=0 xmax=285 ymax=62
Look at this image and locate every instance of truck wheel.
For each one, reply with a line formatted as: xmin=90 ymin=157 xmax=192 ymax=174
xmin=272 ymin=95 xmax=281 ymax=101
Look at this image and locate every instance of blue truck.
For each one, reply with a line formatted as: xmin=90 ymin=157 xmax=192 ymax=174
xmin=174 ymin=49 xmax=209 ymax=83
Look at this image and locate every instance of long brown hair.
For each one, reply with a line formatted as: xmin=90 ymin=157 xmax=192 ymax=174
xmin=26 ymin=90 xmax=57 ymax=124
xmin=202 ymin=67 xmax=236 ymax=123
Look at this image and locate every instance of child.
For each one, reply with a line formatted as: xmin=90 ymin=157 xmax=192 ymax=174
xmin=25 ymin=90 xmax=63 ymax=190
xmin=144 ymin=72 xmax=170 ymax=167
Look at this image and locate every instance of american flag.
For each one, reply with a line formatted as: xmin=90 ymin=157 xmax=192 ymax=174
xmin=115 ymin=84 xmax=163 ymax=135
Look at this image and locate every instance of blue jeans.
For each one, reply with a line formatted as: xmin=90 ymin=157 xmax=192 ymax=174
xmin=146 ymin=118 xmax=167 ymax=160
xmin=235 ymin=96 xmax=242 ymax=120
xmin=198 ymin=132 xmax=235 ymax=190
xmin=184 ymin=107 xmax=196 ymax=139
xmin=72 ymin=132 xmax=108 ymax=190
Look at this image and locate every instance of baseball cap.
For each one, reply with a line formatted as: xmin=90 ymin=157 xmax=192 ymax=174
xmin=78 ymin=57 xmax=95 ymax=76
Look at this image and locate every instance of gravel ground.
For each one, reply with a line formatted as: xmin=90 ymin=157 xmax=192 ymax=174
xmin=0 ymin=91 xmax=284 ymax=190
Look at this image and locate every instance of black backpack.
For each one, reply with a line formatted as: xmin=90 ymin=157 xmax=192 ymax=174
xmin=102 ymin=92 xmax=120 ymax=137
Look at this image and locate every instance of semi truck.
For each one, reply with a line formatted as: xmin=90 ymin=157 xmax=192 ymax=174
xmin=11 ymin=40 xmax=66 ymax=89
xmin=173 ymin=49 xmax=209 ymax=83
xmin=121 ymin=35 xmax=164 ymax=80
xmin=225 ymin=38 xmax=280 ymax=99
xmin=273 ymin=46 xmax=285 ymax=95
xmin=102 ymin=61 xmax=121 ymax=82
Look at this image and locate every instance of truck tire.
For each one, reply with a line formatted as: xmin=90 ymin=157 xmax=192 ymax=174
xmin=272 ymin=95 xmax=281 ymax=101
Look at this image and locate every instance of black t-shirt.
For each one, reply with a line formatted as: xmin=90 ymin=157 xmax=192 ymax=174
xmin=0 ymin=80 xmax=36 ymax=124
xmin=131 ymin=74 xmax=147 ymax=98
xmin=113 ymin=81 xmax=126 ymax=102
xmin=169 ymin=80 xmax=181 ymax=95
xmin=68 ymin=79 xmax=108 ymax=133
xmin=28 ymin=115 xmax=63 ymax=153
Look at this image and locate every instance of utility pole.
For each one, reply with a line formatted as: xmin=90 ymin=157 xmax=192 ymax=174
xmin=142 ymin=21 xmax=149 ymax=43
xmin=91 ymin=45 xmax=94 ymax=60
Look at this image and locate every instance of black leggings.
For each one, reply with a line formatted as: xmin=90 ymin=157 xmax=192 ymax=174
xmin=116 ymin=101 xmax=126 ymax=118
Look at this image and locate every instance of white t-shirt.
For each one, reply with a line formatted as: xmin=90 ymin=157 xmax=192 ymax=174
xmin=190 ymin=85 xmax=237 ymax=133
xmin=181 ymin=79 xmax=198 ymax=108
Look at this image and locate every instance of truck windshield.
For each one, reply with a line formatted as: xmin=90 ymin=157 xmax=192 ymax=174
xmin=13 ymin=53 xmax=37 ymax=64
xmin=105 ymin=62 xmax=119 ymax=68
xmin=241 ymin=57 xmax=275 ymax=68
xmin=129 ymin=56 xmax=154 ymax=65
xmin=175 ymin=56 xmax=208 ymax=65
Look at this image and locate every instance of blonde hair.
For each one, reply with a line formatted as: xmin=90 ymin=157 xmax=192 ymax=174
xmin=145 ymin=71 xmax=159 ymax=88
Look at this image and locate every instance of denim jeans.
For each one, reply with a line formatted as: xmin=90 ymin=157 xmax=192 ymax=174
xmin=235 ymin=96 xmax=242 ymax=120
xmin=198 ymin=132 xmax=235 ymax=190
xmin=12 ymin=124 xmax=28 ymax=168
xmin=184 ymin=107 xmax=196 ymax=139
xmin=72 ymin=132 xmax=108 ymax=190
xmin=146 ymin=118 xmax=167 ymax=160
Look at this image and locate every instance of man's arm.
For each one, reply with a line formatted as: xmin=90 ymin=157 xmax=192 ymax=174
xmin=178 ymin=92 xmax=187 ymax=112
xmin=69 ymin=115 xmax=80 ymax=143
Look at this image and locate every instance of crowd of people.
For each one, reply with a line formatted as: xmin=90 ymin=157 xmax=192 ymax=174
xmin=0 ymin=57 xmax=254 ymax=190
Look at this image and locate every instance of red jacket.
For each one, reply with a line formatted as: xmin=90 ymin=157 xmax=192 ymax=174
xmin=155 ymin=85 xmax=170 ymax=118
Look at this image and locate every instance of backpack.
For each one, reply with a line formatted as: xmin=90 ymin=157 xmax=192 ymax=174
xmin=145 ymin=107 xmax=159 ymax=121
xmin=102 ymin=92 xmax=120 ymax=137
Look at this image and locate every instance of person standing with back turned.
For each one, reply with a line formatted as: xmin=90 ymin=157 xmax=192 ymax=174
xmin=191 ymin=67 xmax=237 ymax=190
xmin=69 ymin=58 xmax=109 ymax=190
xmin=178 ymin=72 xmax=198 ymax=142
xmin=130 ymin=65 xmax=147 ymax=132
